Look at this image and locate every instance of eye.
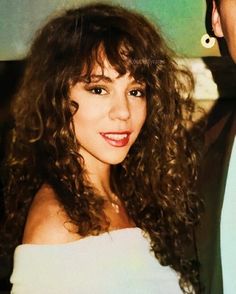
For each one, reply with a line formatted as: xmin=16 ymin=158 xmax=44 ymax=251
xmin=89 ymin=87 xmax=107 ymax=95
xmin=129 ymin=89 xmax=145 ymax=97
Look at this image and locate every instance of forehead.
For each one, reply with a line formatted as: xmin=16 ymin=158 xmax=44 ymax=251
xmin=76 ymin=41 xmax=149 ymax=86
xmin=84 ymin=58 xmax=145 ymax=86
xmin=90 ymin=58 xmax=120 ymax=80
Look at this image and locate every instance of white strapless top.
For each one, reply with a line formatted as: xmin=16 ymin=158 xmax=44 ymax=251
xmin=10 ymin=228 xmax=182 ymax=294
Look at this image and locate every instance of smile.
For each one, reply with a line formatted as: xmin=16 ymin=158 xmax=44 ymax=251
xmin=100 ymin=132 xmax=131 ymax=147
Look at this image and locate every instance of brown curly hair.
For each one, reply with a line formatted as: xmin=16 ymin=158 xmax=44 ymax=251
xmin=1 ymin=3 xmax=202 ymax=293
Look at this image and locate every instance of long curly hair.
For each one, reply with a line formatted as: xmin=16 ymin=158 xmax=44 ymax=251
xmin=1 ymin=3 xmax=202 ymax=293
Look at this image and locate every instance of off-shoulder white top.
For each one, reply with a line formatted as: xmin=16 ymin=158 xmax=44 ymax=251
xmin=10 ymin=228 xmax=182 ymax=294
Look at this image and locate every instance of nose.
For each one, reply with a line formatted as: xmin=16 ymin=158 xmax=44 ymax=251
xmin=109 ymin=92 xmax=131 ymax=121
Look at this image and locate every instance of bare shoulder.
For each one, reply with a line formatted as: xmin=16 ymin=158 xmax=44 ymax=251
xmin=22 ymin=183 xmax=80 ymax=245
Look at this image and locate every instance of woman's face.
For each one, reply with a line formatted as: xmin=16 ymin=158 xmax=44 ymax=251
xmin=70 ymin=59 xmax=147 ymax=169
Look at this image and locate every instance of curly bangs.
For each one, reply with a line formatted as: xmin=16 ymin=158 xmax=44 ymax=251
xmin=29 ymin=3 xmax=172 ymax=89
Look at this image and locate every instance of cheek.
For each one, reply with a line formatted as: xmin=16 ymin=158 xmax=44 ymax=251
xmin=72 ymin=112 xmax=82 ymax=129
xmin=143 ymin=106 xmax=147 ymax=123
xmin=72 ymin=110 xmax=91 ymax=138
xmin=73 ymin=103 xmax=102 ymax=125
xmin=134 ymin=105 xmax=147 ymax=130
xmin=141 ymin=103 xmax=147 ymax=123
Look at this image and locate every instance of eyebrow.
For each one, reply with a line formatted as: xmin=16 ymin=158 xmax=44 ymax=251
xmin=87 ymin=74 xmax=145 ymax=86
xmin=89 ymin=75 xmax=113 ymax=83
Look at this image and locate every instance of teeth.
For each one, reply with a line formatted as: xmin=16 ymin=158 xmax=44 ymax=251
xmin=104 ymin=133 xmax=128 ymax=140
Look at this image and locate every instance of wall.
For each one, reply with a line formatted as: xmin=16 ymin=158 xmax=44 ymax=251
xmin=0 ymin=0 xmax=219 ymax=60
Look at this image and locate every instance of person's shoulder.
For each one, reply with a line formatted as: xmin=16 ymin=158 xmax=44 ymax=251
xmin=22 ymin=183 xmax=80 ymax=245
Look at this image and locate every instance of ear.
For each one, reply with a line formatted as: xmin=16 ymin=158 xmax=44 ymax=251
xmin=212 ymin=1 xmax=224 ymax=37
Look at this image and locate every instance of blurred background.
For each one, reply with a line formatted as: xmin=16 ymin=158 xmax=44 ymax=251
xmin=0 ymin=0 xmax=220 ymax=60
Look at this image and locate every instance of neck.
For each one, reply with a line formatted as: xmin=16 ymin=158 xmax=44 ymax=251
xmin=86 ymin=172 xmax=112 ymax=195
xmin=83 ymin=163 xmax=112 ymax=196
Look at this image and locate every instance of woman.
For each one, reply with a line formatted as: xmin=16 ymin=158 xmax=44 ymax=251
xmin=1 ymin=3 xmax=202 ymax=293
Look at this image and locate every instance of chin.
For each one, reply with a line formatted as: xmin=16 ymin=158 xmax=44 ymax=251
xmin=101 ymin=152 xmax=128 ymax=165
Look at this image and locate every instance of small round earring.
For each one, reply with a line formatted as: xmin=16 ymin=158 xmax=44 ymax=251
xmin=201 ymin=33 xmax=216 ymax=49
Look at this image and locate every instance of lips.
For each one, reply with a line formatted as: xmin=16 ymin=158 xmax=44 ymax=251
xmin=100 ymin=132 xmax=131 ymax=147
